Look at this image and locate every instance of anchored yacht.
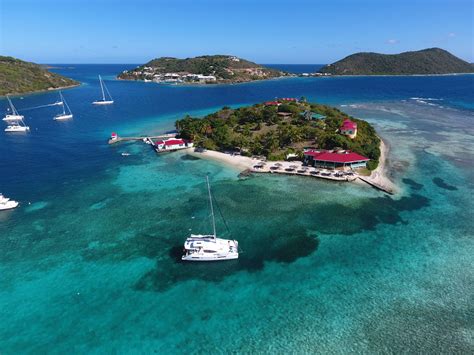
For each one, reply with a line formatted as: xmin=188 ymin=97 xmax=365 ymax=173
xmin=182 ymin=176 xmax=239 ymax=261
xmin=54 ymin=91 xmax=73 ymax=120
xmin=3 ymin=96 xmax=24 ymax=122
xmin=92 ymin=75 xmax=114 ymax=105
xmin=0 ymin=194 xmax=19 ymax=211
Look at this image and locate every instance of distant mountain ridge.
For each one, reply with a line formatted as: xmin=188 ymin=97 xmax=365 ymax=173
xmin=118 ymin=55 xmax=287 ymax=83
xmin=0 ymin=56 xmax=79 ymax=96
xmin=319 ymin=48 xmax=474 ymax=75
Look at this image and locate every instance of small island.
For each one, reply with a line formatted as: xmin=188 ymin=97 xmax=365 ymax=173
xmin=318 ymin=48 xmax=474 ymax=75
xmin=176 ymin=99 xmax=380 ymax=168
xmin=0 ymin=56 xmax=79 ymax=96
xmin=118 ymin=55 xmax=287 ymax=84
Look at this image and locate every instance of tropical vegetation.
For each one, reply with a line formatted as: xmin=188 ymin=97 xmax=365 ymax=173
xmin=176 ymin=100 xmax=381 ymax=170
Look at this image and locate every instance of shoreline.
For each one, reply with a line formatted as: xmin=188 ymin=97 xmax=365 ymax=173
xmin=1 ymin=83 xmax=81 ymax=98
xmin=186 ymin=139 xmax=398 ymax=193
xmin=116 ymin=75 xmax=293 ymax=87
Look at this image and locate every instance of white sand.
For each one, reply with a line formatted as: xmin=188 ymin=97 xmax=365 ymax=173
xmin=364 ymin=138 xmax=398 ymax=193
xmin=187 ymin=149 xmax=257 ymax=171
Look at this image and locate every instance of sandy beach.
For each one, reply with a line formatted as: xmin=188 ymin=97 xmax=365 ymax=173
xmin=188 ymin=140 xmax=397 ymax=193
xmin=362 ymin=138 xmax=398 ymax=193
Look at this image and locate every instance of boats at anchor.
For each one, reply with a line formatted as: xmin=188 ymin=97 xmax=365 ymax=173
xmin=92 ymin=75 xmax=114 ymax=105
xmin=3 ymin=97 xmax=29 ymax=132
xmin=182 ymin=176 xmax=239 ymax=261
xmin=0 ymin=193 xmax=19 ymax=211
xmin=54 ymin=91 xmax=73 ymax=120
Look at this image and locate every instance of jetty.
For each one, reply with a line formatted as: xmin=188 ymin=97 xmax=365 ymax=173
xmin=357 ymin=175 xmax=394 ymax=195
xmin=108 ymin=133 xmax=177 ymax=145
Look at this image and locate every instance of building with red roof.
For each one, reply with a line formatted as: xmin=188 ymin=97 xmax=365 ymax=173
xmin=303 ymin=149 xmax=369 ymax=170
xmin=265 ymin=101 xmax=281 ymax=106
xmin=339 ymin=119 xmax=358 ymax=138
xmin=154 ymin=138 xmax=193 ymax=152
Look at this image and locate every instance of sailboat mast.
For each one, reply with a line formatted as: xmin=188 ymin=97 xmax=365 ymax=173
xmin=206 ymin=176 xmax=217 ymax=238
xmin=7 ymin=96 xmax=17 ymax=115
xmin=60 ymin=92 xmax=65 ymax=114
xmin=99 ymin=75 xmax=106 ymax=101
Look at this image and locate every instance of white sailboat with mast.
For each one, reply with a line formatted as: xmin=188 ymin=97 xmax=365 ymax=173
xmin=92 ymin=75 xmax=114 ymax=105
xmin=182 ymin=176 xmax=239 ymax=261
xmin=3 ymin=96 xmax=29 ymax=132
xmin=3 ymin=96 xmax=24 ymax=122
xmin=54 ymin=91 xmax=73 ymax=120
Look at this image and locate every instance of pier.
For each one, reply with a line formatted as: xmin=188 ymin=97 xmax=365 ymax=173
xmin=108 ymin=133 xmax=177 ymax=145
xmin=357 ymin=175 xmax=394 ymax=195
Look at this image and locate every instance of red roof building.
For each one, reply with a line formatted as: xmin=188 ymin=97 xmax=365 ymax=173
xmin=265 ymin=101 xmax=281 ymax=106
xmin=154 ymin=138 xmax=193 ymax=152
xmin=303 ymin=150 xmax=369 ymax=170
xmin=339 ymin=119 xmax=358 ymax=138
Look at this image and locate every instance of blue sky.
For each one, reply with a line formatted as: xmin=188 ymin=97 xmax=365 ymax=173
xmin=1 ymin=0 xmax=472 ymax=64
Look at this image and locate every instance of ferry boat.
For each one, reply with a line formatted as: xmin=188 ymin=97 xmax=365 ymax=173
xmin=92 ymin=75 xmax=114 ymax=105
xmin=0 ymin=193 xmax=19 ymax=211
xmin=182 ymin=176 xmax=239 ymax=262
xmin=153 ymin=138 xmax=193 ymax=153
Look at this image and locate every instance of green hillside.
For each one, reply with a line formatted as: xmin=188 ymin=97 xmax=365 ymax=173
xmin=118 ymin=55 xmax=286 ymax=83
xmin=319 ymin=48 xmax=474 ymax=75
xmin=0 ymin=56 xmax=79 ymax=95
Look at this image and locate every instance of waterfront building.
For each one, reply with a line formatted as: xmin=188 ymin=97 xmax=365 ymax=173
xmin=303 ymin=149 xmax=369 ymax=170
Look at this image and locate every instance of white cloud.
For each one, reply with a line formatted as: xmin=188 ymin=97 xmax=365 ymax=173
xmin=386 ymin=39 xmax=400 ymax=44
xmin=448 ymin=32 xmax=456 ymax=37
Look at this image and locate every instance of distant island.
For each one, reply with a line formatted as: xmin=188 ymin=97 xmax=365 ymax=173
xmin=175 ymin=99 xmax=381 ymax=170
xmin=318 ymin=48 xmax=474 ymax=75
xmin=118 ymin=55 xmax=288 ymax=84
xmin=0 ymin=56 xmax=79 ymax=96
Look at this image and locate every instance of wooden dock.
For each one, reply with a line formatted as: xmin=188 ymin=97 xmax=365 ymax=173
xmin=108 ymin=133 xmax=176 ymax=145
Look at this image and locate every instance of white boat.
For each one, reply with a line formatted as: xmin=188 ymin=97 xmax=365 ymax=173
xmin=54 ymin=91 xmax=73 ymax=120
xmin=182 ymin=176 xmax=239 ymax=262
xmin=2 ymin=96 xmax=24 ymax=122
xmin=5 ymin=124 xmax=29 ymax=132
xmin=0 ymin=193 xmax=19 ymax=211
xmin=92 ymin=75 xmax=114 ymax=105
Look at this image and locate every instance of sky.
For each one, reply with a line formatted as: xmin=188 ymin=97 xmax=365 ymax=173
xmin=1 ymin=0 xmax=472 ymax=64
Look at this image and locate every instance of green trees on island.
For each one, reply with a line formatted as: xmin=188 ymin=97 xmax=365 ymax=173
xmin=176 ymin=101 xmax=381 ymax=169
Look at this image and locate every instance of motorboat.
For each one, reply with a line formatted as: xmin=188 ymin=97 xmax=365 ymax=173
xmin=0 ymin=193 xmax=19 ymax=210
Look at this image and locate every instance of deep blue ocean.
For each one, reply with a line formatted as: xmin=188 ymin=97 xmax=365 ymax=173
xmin=0 ymin=65 xmax=473 ymax=353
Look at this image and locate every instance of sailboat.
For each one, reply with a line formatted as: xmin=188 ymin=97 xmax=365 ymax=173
xmin=3 ymin=96 xmax=29 ymax=132
xmin=3 ymin=96 xmax=24 ymax=122
xmin=182 ymin=176 xmax=239 ymax=261
xmin=54 ymin=91 xmax=73 ymax=120
xmin=92 ymin=75 xmax=114 ymax=105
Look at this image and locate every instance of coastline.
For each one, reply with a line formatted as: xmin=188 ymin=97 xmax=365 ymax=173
xmin=1 ymin=83 xmax=81 ymax=98
xmin=187 ymin=139 xmax=397 ymax=193
xmin=116 ymin=75 xmax=293 ymax=87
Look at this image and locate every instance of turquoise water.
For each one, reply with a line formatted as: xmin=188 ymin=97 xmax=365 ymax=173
xmin=0 ymin=66 xmax=473 ymax=352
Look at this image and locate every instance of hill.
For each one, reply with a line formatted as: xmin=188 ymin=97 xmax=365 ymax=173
xmin=319 ymin=48 xmax=474 ymax=75
xmin=175 ymin=100 xmax=381 ymax=170
xmin=0 ymin=56 xmax=79 ymax=95
xmin=118 ymin=55 xmax=287 ymax=83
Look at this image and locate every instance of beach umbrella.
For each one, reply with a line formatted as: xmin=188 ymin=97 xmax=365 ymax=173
xmin=289 ymin=165 xmax=298 ymax=169
xmin=274 ymin=163 xmax=283 ymax=167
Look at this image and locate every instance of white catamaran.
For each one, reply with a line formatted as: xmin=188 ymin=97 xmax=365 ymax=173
xmin=3 ymin=96 xmax=29 ymax=132
xmin=182 ymin=176 xmax=239 ymax=262
xmin=54 ymin=91 xmax=73 ymax=120
xmin=92 ymin=75 xmax=114 ymax=105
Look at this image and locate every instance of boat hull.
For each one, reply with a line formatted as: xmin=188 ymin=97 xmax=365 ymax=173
xmin=182 ymin=236 xmax=239 ymax=262
xmin=5 ymin=126 xmax=29 ymax=132
xmin=92 ymin=100 xmax=114 ymax=105
xmin=3 ymin=115 xmax=24 ymax=122
xmin=0 ymin=201 xmax=19 ymax=210
xmin=182 ymin=253 xmax=239 ymax=261
xmin=54 ymin=114 xmax=73 ymax=120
